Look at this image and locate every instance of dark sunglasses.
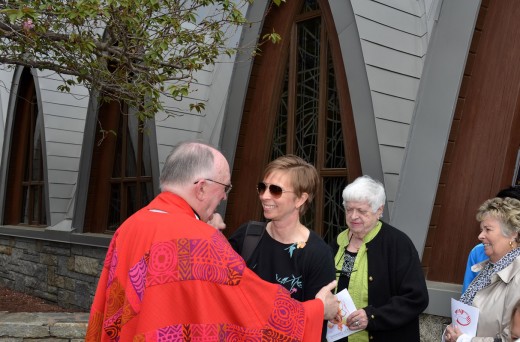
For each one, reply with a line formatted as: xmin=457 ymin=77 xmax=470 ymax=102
xmin=256 ymin=182 xmax=293 ymax=198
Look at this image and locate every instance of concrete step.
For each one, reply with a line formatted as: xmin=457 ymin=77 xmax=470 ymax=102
xmin=0 ymin=312 xmax=89 ymax=341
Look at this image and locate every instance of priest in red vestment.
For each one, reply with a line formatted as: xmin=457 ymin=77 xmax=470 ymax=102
xmin=86 ymin=141 xmax=338 ymax=341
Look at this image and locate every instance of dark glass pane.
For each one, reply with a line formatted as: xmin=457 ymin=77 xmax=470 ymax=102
xmin=21 ymin=103 xmax=46 ymax=225
xmin=107 ymin=183 xmax=121 ymax=231
xmin=20 ymin=185 xmax=29 ymax=224
xmin=107 ymin=111 xmax=153 ymax=231
xmin=301 ymin=201 xmax=316 ymax=232
xmin=125 ymin=115 xmax=139 ymax=177
xmin=20 ymin=184 xmax=44 ymax=225
xmin=40 ymin=187 xmax=46 ymax=224
xmin=126 ymin=183 xmax=137 ymax=219
xmin=141 ymin=181 xmax=154 ymax=207
xmin=302 ymin=0 xmax=319 ymax=12
xmin=322 ymin=177 xmax=348 ymax=245
xmin=326 ymin=48 xmax=346 ymax=169
xmin=141 ymin=122 xmax=153 ymax=179
xmin=295 ymin=17 xmax=320 ymax=164
xmin=272 ymin=66 xmax=289 ymax=160
xmin=32 ymin=185 xmax=40 ymax=224
xmin=32 ymin=116 xmax=43 ymax=181
xmin=22 ymin=108 xmax=36 ymax=181
xmin=111 ymin=115 xmax=124 ymax=178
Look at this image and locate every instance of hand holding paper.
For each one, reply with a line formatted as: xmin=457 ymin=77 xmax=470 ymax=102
xmin=451 ymin=298 xmax=479 ymax=335
xmin=442 ymin=298 xmax=479 ymax=342
xmin=326 ymin=289 xmax=360 ymax=342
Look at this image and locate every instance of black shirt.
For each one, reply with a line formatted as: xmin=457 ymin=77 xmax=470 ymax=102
xmin=229 ymin=222 xmax=336 ymax=302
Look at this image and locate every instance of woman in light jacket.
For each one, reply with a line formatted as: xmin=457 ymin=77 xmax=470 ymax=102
xmin=445 ymin=197 xmax=520 ymax=342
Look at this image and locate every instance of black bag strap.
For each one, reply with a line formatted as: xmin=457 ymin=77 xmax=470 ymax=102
xmin=241 ymin=221 xmax=266 ymax=265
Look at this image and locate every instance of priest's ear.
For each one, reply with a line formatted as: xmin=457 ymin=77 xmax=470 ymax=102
xmin=193 ymin=178 xmax=207 ymax=201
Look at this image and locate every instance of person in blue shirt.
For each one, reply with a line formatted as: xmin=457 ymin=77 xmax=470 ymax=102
xmin=461 ymin=186 xmax=520 ymax=293
xmin=461 ymin=243 xmax=487 ymax=293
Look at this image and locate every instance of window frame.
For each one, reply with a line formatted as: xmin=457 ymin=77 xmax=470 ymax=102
xmin=74 ymin=95 xmax=159 ymax=234
xmin=2 ymin=67 xmax=49 ymax=227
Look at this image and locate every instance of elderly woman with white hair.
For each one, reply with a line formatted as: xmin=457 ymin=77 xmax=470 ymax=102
xmin=331 ymin=175 xmax=429 ymax=342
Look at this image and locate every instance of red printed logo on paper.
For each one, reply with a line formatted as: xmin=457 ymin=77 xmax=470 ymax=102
xmin=454 ymin=309 xmax=471 ymax=326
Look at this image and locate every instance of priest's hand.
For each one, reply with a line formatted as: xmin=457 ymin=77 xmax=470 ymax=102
xmin=207 ymin=213 xmax=226 ymax=231
xmin=315 ymin=280 xmax=339 ymax=320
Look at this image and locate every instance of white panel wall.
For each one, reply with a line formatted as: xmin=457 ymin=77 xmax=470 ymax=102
xmin=372 ymin=92 xmax=415 ymax=124
xmin=154 ymin=5 xmax=245 ymax=168
xmin=361 ymin=41 xmax=423 ymax=78
xmin=36 ymin=70 xmax=89 ymax=226
xmin=349 ymin=0 xmax=442 ymax=215
xmin=352 ymin=0 xmax=426 ymax=35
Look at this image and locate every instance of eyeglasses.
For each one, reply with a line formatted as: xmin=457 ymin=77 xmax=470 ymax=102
xmin=256 ymin=182 xmax=293 ymax=199
xmin=194 ymin=178 xmax=233 ymax=195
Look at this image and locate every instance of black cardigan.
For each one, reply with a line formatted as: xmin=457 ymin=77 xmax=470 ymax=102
xmin=333 ymin=221 xmax=429 ymax=341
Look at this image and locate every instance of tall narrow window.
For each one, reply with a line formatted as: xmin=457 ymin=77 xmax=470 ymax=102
xmin=3 ymin=68 xmax=47 ymax=226
xmin=84 ymin=100 xmax=154 ymax=233
xmin=270 ymin=1 xmax=349 ymax=243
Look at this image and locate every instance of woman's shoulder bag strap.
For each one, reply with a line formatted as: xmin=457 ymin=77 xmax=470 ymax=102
xmin=241 ymin=221 xmax=266 ymax=264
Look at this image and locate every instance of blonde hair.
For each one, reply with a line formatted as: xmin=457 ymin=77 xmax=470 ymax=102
xmin=476 ymin=197 xmax=520 ymax=242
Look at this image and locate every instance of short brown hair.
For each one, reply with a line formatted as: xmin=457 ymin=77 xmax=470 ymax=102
xmin=263 ymin=155 xmax=319 ymax=215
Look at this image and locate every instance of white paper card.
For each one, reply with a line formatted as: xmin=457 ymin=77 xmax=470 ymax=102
xmin=451 ymin=298 xmax=479 ymax=336
xmin=326 ymin=288 xmax=359 ymax=342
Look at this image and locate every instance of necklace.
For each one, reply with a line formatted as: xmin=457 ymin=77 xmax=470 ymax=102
xmin=347 ymin=233 xmax=362 ymax=252
xmin=267 ymin=222 xmax=308 ymax=245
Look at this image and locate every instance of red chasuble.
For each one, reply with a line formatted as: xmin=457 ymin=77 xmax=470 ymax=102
xmin=86 ymin=192 xmax=324 ymax=341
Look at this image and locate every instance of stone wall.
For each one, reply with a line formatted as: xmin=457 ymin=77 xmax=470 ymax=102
xmin=0 ymin=235 xmax=106 ymax=311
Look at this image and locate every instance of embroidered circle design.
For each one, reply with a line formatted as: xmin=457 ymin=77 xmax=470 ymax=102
xmin=454 ymin=308 xmax=471 ymax=326
xmin=148 ymin=241 xmax=177 ymax=275
xmin=268 ymin=290 xmax=301 ymax=335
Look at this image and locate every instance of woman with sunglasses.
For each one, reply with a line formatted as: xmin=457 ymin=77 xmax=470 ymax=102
xmin=331 ymin=175 xmax=428 ymax=342
xmin=229 ymin=155 xmax=336 ymax=337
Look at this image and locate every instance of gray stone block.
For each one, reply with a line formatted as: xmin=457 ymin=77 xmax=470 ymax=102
xmin=0 ymin=323 xmax=49 ymax=338
xmin=73 ymin=256 xmax=100 ymax=276
xmin=50 ymin=322 xmax=87 ymax=338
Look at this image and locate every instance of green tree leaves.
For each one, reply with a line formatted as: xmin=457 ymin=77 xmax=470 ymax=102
xmin=0 ymin=0 xmax=282 ymax=120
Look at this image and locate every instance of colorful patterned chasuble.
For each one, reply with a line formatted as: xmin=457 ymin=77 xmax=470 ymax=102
xmin=86 ymin=192 xmax=323 ymax=341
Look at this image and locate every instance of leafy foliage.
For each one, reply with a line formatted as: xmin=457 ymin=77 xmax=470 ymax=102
xmin=0 ymin=0 xmax=282 ymax=120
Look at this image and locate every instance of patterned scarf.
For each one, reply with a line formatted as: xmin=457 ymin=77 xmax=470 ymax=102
xmin=460 ymin=247 xmax=520 ymax=305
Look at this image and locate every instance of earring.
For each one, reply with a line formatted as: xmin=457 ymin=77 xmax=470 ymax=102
xmin=510 ymin=240 xmax=515 ymax=249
